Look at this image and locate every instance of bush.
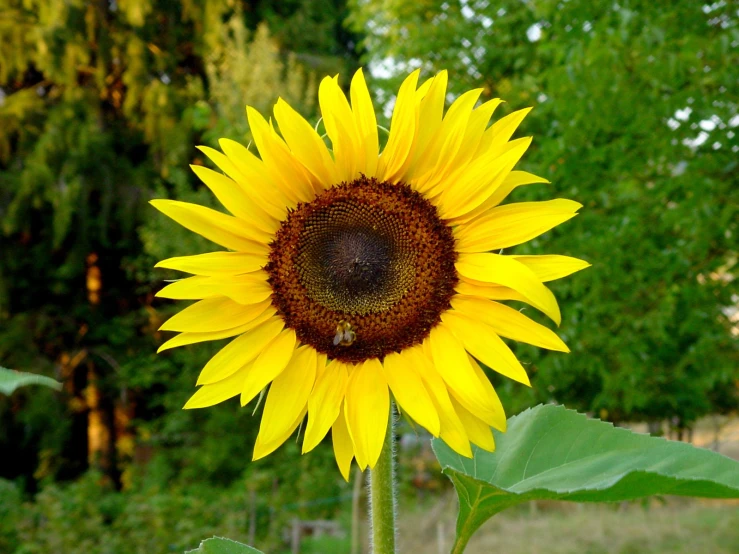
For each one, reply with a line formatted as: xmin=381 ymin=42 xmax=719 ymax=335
xmin=1 ymin=469 xmax=352 ymax=554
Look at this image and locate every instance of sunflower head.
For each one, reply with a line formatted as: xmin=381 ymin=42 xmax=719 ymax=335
xmin=266 ymin=175 xmax=459 ymax=363
xmin=153 ymin=69 xmax=589 ymax=480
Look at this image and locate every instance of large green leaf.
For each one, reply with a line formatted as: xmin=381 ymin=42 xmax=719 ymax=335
xmin=185 ymin=537 xmax=263 ymax=554
xmin=0 ymin=367 xmax=62 ymax=396
xmin=432 ymin=404 xmax=739 ymax=553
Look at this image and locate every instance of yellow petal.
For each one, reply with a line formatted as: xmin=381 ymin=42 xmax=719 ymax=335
xmin=216 ymin=273 xmax=273 ymax=305
xmin=481 ymin=170 xmax=550 ymax=213
xmin=409 ymin=71 xmax=447 ymax=173
xmin=190 ymin=164 xmax=278 ymax=236
xmin=274 ymin=98 xmax=338 ymax=186
xmin=183 ymin=363 xmax=250 ymax=409
xmin=155 ymin=251 xmax=268 ymax=276
xmin=344 ymin=358 xmax=389 ymax=469
xmin=197 ymin=145 xmax=286 ymax=221
xmin=240 ymin=328 xmax=297 ymax=406
xmin=456 ymin=253 xmax=561 ymax=324
xmin=159 ymin=297 xmax=272 ymax=333
xmin=156 ymin=276 xmax=211 ymax=300
xmin=409 ymin=345 xmax=472 ymax=457
xmin=455 ymin=280 xmax=528 ymax=302
xmin=196 ymin=316 xmax=284 ymax=385
xmin=426 ymin=88 xmax=483 ymax=172
xmin=381 ymin=351 xmax=440 ymax=436
xmin=456 ymin=277 xmax=563 ymax=321
xmin=217 ymin=138 xmax=294 ymax=214
xmin=196 ymin=145 xmax=246 ymax=183
xmin=511 ymin=255 xmax=592 ymax=282
xmin=150 ymin=199 xmax=267 ymax=251
xmin=253 ymin=407 xmax=306 ymax=461
xmin=350 ymin=68 xmax=379 ymax=177
xmin=413 ymin=88 xmax=482 ymax=192
xmin=467 ymin=355 xmax=507 ymax=432
xmin=437 ymin=137 xmax=532 ymax=219
xmin=415 ymin=76 xmax=434 ymax=98
xmin=376 ymin=69 xmax=420 ymax=182
xmin=454 ymin=199 xmax=582 ymax=252
xmin=320 ymin=76 xmax=361 ymax=182
xmin=477 ymin=107 xmax=533 ymax=155
xmin=435 ymin=97 xmax=503 ymax=187
xmin=428 ymin=322 xmax=498 ymax=419
xmin=451 ymin=170 xmax=550 ymax=224
xmin=442 ymin=310 xmax=530 ymax=387
xmin=303 ymin=360 xmax=348 ymax=453
xmin=332 ymin=404 xmax=355 ymax=481
xmin=156 ymin=272 xmax=273 ymax=306
xmin=449 ymin=395 xmax=495 ymax=452
xmin=157 ymin=305 xmax=276 ymax=352
xmin=246 ymin=106 xmax=316 ymax=202
xmin=452 ymin=295 xmax=570 ymax=352
xmin=255 ymin=346 xmax=317 ymax=450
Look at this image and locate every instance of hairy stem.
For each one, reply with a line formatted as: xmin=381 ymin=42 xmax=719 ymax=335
xmin=369 ymin=407 xmax=396 ymax=553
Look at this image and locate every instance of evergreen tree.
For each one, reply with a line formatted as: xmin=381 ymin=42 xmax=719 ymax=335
xmin=0 ymin=0 xmax=360 ymax=491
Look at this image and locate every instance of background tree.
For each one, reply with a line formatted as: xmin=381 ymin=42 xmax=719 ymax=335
xmin=349 ymin=0 xmax=739 ymax=427
xmin=0 ymin=0 xmax=360 ymax=505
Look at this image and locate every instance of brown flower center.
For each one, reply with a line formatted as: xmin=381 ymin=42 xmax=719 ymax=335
xmin=266 ymin=176 xmax=457 ymax=363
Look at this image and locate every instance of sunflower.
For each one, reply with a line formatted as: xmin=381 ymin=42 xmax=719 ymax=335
xmin=152 ymin=69 xmax=589 ymax=480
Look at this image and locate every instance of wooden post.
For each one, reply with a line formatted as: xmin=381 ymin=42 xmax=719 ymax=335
xmin=291 ymin=518 xmax=301 ymax=554
xmin=247 ymin=489 xmax=256 ymax=546
xmin=436 ymin=521 xmax=445 ymax=554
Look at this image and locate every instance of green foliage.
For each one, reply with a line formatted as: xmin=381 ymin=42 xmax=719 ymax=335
xmin=351 ymin=0 xmax=739 ymax=425
xmin=203 ymin=19 xmax=317 ymax=142
xmin=186 ymin=537 xmax=263 ymax=554
xmin=0 ymin=470 xmax=351 ymax=554
xmin=0 ymin=473 xmax=247 ymax=554
xmin=0 ymin=367 xmax=62 ymax=395
xmin=0 ymin=479 xmax=22 ymax=553
xmin=0 ymin=0 xmax=361 ymax=493
xmin=432 ymin=405 xmax=739 ymax=553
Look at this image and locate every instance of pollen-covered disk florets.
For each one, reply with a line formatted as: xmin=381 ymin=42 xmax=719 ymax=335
xmin=266 ymin=176 xmax=458 ymax=363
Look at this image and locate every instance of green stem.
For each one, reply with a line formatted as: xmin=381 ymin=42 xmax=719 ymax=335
xmin=369 ymin=406 xmax=396 ymax=554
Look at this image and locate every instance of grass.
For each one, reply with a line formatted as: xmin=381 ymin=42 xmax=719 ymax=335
xmin=398 ymin=497 xmax=739 ymax=554
xmin=305 ymin=497 xmax=739 ymax=553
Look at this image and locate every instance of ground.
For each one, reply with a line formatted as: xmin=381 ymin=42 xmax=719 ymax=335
xmin=399 ymin=498 xmax=739 ymax=554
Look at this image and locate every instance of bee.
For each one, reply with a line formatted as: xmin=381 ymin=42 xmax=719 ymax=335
xmin=333 ymin=320 xmax=356 ymax=346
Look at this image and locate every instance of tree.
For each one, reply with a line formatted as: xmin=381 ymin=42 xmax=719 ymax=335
xmin=0 ymin=0 xmax=360 ymax=490
xmin=350 ymin=0 xmax=739 ymax=426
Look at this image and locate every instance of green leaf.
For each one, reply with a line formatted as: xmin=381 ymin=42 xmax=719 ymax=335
xmin=432 ymin=404 xmax=739 ymax=553
xmin=0 ymin=367 xmax=62 ymax=396
xmin=185 ymin=537 xmax=263 ymax=554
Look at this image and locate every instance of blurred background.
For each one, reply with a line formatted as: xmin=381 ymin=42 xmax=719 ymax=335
xmin=0 ymin=0 xmax=737 ymax=553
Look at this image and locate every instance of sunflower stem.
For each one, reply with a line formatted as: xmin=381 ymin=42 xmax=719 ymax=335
xmin=368 ymin=405 xmax=397 ymax=554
